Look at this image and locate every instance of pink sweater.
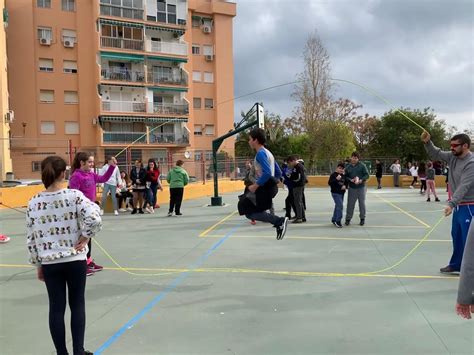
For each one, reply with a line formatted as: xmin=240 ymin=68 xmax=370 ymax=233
xmin=69 ymin=165 xmax=115 ymax=202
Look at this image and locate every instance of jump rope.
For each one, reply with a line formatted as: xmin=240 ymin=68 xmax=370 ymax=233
xmin=1 ymin=78 xmax=449 ymax=277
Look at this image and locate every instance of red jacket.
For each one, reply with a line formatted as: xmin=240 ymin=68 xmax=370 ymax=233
xmin=146 ymin=168 xmax=160 ymax=184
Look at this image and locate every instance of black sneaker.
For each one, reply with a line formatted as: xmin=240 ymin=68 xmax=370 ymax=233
xmin=335 ymin=221 xmax=343 ymax=228
xmin=439 ymin=265 xmax=459 ymax=274
xmin=302 ymin=218 xmax=307 ymax=222
xmin=345 ymin=220 xmax=351 ymax=226
xmin=435 ymin=198 xmax=440 ymax=202
xmin=138 ymin=208 xmax=144 ymax=214
xmin=276 ymin=217 xmax=289 ymax=240
xmin=131 ymin=208 xmax=137 ymax=215
xmin=175 ymin=212 xmax=182 ymax=216
xmin=292 ymin=218 xmax=303 ymax=224
xmin=359 ymin=219 xmax=365 ymax=226
xmin=426 ymin=198 xmax=431 ymax=202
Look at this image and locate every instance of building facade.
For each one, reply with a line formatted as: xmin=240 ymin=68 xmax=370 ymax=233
xmin=0 ymin=0 xmax=13 ymax=182
xmin=6 ymin=0 xmax=235 ymax=178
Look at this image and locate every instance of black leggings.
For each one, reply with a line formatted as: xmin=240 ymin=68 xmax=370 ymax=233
xmin=42 ymin=260 xmax=87 ymax=355
xmin=169 ymin=187 xmax=184 ymax=214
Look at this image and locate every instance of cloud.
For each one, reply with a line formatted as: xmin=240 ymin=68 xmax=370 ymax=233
xmin=232 ymin=0 xmax=474 ymax=130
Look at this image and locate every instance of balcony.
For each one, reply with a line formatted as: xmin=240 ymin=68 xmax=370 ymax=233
xmin=149 ymin=131 xmax=189 ymax=145
xmin=150 ymin=103 xmax=189 ymax=115
xmin=145 ymin=40 xmax=187 ymax=56
xmin=101 ymin=68 xmax=145 ymax=83
xmin=100 ymin=4 xmax=144 ymax=20
xmin=103 ymin=132 xmax=146 ymax=144
xmin=102 ymin=100 xmax=146 ymax=113
xmin=147 ymin=69 xmax=187 ymax=86
xmin=101 ymin=36 xmax=144 ymax=51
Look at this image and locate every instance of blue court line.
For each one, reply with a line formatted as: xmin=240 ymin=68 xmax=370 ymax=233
xmin=95 ymin=224 xmax=242 ymax=354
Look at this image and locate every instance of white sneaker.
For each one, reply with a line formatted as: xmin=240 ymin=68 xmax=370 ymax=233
xmin=409 ymin=186 xmax=414 ymax=189
xmin=149 ymin=207 xmax=155 ymax=214
xmin=119 ymin=208 xmax=127 ymax=212
xmin=127 ymin=207 xmax=133 ymax=211
xmin=100 ymin=209 xmax=104 ymax=216
xmin=114 ymin=210 xmax=119 ymax=216
xmin=145 ymin=207 xmax=152 ymax=214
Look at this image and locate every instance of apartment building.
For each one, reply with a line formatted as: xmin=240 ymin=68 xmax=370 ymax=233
xmin=0 ymin=0 xmax=13 ymax=182
xmin=6 ymin=0 xmax=235 ymax=178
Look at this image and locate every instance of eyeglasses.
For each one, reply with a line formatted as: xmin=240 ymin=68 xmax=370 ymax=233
xmin=450 ymin=143 xmax=462 ymax=148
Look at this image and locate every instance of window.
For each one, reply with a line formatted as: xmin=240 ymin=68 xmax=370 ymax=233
xmin=37 ymin=27 xmax=52 ymax=40
xmin=203 ymin=45 xmax=213 ymax=56
xmin=192 ymin=71 xmax=201 ymax=82
xmin=204 ymin=98 xmax=214 ymax=109
xmin=32 ymin=161 xmax=41 ymax=172
xmin=194 ymin=125 xmax=202 ymax=136
xmin=203 ymin=72 xmax=214 ymax=83
xmin=205 ymin=151 xmax=213 ymax=161
xmin=62 ymin=29 xmax=77 ymax=43
xmin=37 ymin=0 xmax=51 ymax=8
xmin=39 ymin=58 xmax=53 ymax=72
xmin=62 ymin=0 xmax=75 ymax=11
xmin=205 ymin=125 xmax=215 ymax=136
xmin=194 ymin=152 xmax=202 ymax=161
xmin=193 ymin=97 xmax=201 ymax=109
xmin=40 ymin=90 xmax=54 ymax=103
xmin=40 ymin=121 xmax=56 ymax=134
xmin=63 ymin=60 xmax=77 ymax=73
xmin=65 ymin=121 xmax=79 ymax=134
xmin=64 ymin=91 xmax=78 ymax=104
xmin=192 ymin=44 xmax=200 ymax=55
xmin=157 ymin=0 xmax=166 ymax=22
xmin=192 ymin=17 xmax=201 ymax=28
xmin=167 ymin=4 xmax=176 ymax=24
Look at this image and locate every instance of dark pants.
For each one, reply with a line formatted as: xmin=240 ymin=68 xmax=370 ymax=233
xmin=169 ymin=187 xmax=184 ymax=214
xmin=331 ymin=192 xmax=344 ymax=223
xmin=285 ymin=188 xmax=296 ymax=218
xmin=293 ymin=186 xmax=306 ymax=220
xmin=411 ymin=176 xmax=418 ymax=186
xmin=42 ymin=260 xmax=87 ymax=355
xmin=449 ymin=205 xmax=473 ymax=270
xmin=420 ymin=179 xmax=427 ymax=192
xmin=376 ymin=176 xmax=382 ymax=188
xmin=117 ymin=191 xmax=133 ymax=209
xmin=346 ymin=187 xmax=366 ymax=221
xmin=246 ymin=211 xmax=284 ymax=227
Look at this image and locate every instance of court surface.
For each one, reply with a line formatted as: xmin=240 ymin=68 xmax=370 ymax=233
xmin=1 ymin=187 xmax=473 ymax=354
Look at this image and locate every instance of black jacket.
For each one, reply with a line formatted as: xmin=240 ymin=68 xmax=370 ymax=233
xmin=130 ymin=167 xmax=147 ymax=187
xmin=288 ymin=163 xmax=306 ymax=187
xmin=328 ymin=172 xmax=346 ymax=194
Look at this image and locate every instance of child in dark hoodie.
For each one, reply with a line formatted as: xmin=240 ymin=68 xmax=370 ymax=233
xmin=328 ymin=163 xmax=347 ymax=228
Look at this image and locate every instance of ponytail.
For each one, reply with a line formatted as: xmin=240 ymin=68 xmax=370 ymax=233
xmin=72 ymin=152 xmax=90 ymax=173
xmin=41 ymin=156 xmax=67 ymax=188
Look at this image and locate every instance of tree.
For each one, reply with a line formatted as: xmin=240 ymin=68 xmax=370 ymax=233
xmin=349 ymin=114 xmax=380 ymax=156
xmin=370 ymin=108 xmax=448 ymax=162
xmin=315 ymin=120 xmax=355 ymax=161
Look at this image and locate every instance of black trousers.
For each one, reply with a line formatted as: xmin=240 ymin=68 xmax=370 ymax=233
xmin=285 ymin=188 xmax=296 ymax=218
xmin=42 ymin=260 xmax=87 ymax=355
xmin=169 ymin=187 xmax=184 ymax=213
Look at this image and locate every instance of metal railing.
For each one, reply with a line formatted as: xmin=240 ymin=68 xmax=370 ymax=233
xmin=149 ymin=131 xmax=189 ymax=145
xmin=146 ymin=69 xmax=187 ymax=86
xmin=102 ymin=100 xmax=146 ymax=113
xmin=151 ymin=103 xmax=189 ymax=115
xmin=100 ymin=4 xmax=144 ymax=20
xmin=145 ymin=39 xmax=187 ymax=56
xmin=100 ymin=36 xmax=144 ymax=51
xmin=101 ymin=68 xmax=145 ymax=83
xmin=102 ymin=132 xmax=146 ymax=144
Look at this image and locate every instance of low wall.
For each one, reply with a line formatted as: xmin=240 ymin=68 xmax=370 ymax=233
xmin=0 ymin=175 xmax=447 ymax=209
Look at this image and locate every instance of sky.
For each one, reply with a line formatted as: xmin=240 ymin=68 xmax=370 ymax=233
xmin=231 ymin=0 xmax=474 ymax=131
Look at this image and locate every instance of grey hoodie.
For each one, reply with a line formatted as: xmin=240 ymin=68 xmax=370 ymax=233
xmin=424 ymin=141 xmax=474 ymax=207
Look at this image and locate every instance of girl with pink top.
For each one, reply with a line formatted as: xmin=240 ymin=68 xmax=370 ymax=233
xmin=69 ymin=152 xmax=116 ymax=275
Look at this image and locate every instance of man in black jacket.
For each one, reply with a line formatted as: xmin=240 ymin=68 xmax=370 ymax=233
xmin=287 ymin=155 xmax=306 ymax=223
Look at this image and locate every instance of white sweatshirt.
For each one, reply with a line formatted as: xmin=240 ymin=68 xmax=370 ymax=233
xmin=26 ymin=189 xmax=102 ymax=265
xmin=409 ymin=166 xmax=418 ymax=177
xmin=100 ymin=164 xmax=122 ymax=187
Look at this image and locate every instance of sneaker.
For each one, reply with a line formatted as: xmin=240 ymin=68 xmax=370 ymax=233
xmin=292 ymin=218 xmax=303 ymax=224
xmin=302 ymin=218 xmax=307 ymax=223
xmin=439 ymin=265 xmax=459 ymax=274
xmin=250 ymin=220 xmax=256 ymax=225
xmin=435 ymin=198 xmax=440 ymax=202
xmin=100 ymin=209 xmax=104 ymax=216
xmin=359 ymin=219 xmax=365 ymax=226
xmin=426 ymin=198 xmax=431 ymax=202
xmin=345 ymin=220 xmax=351 ymax=226
xmin=127 ymin=207 xmax=133 ymax=212
xmin=138 ymin=208 xmax=144 ymax=214
xmin=409 ymin=186 xmax=414 ymax=189
xmin=0 ymin=234 xmax=11 ymax=243
xmin=145 ymin=207 xmax=152 ymax=214
xmin=276 ymin=217 xmax=289 ymax=240
xmin=167 ymin=212 xmax=173 ymax=217
xmin=131 ymin=208 xmax=137 ymax=215
xmin=335 ymin=221 xmax=343 ymax=228
xmin=119 ymin=208 xmax=127 ymax=212
xmin=86 ymin=268 xmax=94 ymax=277
xmin=114 ymin=210 xmax=119 ymax=216
xmin=175 ymin=212 xmax=182 ymax=216
xmin=88 ymin=261 xmax=103 ymax=272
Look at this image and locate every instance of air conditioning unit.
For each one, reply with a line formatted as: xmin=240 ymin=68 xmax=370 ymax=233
xmin=64 ymin=40 xmax=75 ymax=48
xmin=205 ymin=55 xmax=213 ymax=62
xmin=40 ymin=37 xmax=51 ymax=45
xmin=202 ymin=25 xmax=211 ymax=34
xmin=5 ymin=110 xmax=14 ymax=123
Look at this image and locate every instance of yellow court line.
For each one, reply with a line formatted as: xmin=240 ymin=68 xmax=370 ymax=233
xmin=203 ymin=234 xmax=450 ymax=243
xmin=199 ymin=210 xmax=239 ymax=237
xmin=375 ymin=194 xmax=431 ymax=228
xmin=0 ymin=263 xmax=457 ymax=280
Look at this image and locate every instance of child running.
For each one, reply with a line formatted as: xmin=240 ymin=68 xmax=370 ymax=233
xmin=328 ymin=163 xmax=347 ymax=228
xmin=27 ymin=156 xmax=102 ymax=355
xmin=426 ymin=161 xmax=440 ymax=202
xmin=69 ymin=152 xmax=115 ymax=275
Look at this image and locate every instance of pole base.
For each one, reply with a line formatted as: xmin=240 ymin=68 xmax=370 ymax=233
xmin=210 ymin=196 xmax=223 ymax=206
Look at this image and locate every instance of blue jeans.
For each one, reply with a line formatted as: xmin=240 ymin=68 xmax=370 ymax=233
xmin=449 ymin=205 xmax=473 ymax=270
xmin=144 ymin=183 xmax=158 ymax=208
xmin=101 ymin=184 xmax=118 ymax=211
xmin=246 ymin=211 xmax=283 ymax=227
xmin=331 ymin=192 xmax=344 ymax=223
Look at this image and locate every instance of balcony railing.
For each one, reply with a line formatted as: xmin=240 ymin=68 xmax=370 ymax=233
xmin=101 ymin=36 xmax=144 ymax=51
xmin=103 ymin=132 xmax=146 ymax=144
xmin=101 ymin=68 xmax=145 ymax=83
xmin=100 ymin=4 xmax=144 ymax=20
xmin=102 ymin=100 xmax=146 ymax=113
xmin=145 ymin=40 xmax=187 ymax=56
xmin=149 ymin=131 xmax=189 ymax=145
xmin=147 ymin=69 xmax=187 ymax=86
xmin=150 ymin=103 xmax=189 ymax=115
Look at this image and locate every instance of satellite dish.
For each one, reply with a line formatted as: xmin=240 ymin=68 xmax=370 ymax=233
xmin=184 ymin=151 xmax=191 ymax=159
